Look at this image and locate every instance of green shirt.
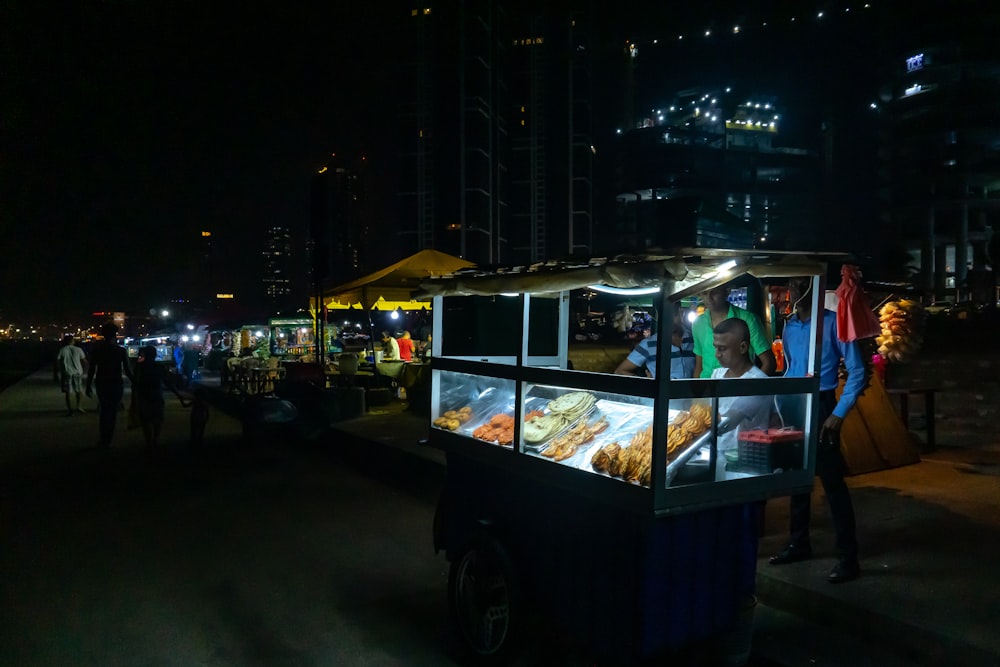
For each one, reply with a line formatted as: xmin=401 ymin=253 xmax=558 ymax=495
xmin=692 ymin=305 xmax=770 ymax=378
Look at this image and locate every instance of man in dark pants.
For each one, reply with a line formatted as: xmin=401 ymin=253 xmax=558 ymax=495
xmin=85 ymin=323 xmax=135 ymax=448
xmin=769 ymin=277 xmax=866 ymax=583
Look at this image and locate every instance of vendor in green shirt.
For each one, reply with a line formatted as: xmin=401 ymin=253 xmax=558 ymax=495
xmin=692 ymin=285 xmax=777 ymax=378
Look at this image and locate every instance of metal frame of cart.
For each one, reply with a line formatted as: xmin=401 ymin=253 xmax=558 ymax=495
xmin=417 ymin=250 xmax=833 ymax=662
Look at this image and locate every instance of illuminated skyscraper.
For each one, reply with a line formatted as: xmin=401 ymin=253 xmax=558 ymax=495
xmin=879 ymin=36 xmax=1000 ymax=301
xmin=397 ymin=2 xmax=595 ymax=265
xmin=262 ymin=226 xmax=293 ymax=304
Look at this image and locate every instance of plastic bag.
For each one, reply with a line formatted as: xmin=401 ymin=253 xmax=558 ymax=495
xmin=835 ymin=264 xmax=881 ymax=342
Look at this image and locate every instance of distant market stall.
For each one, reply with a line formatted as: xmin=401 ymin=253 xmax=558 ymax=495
xmin=316 ymin=248 xmax=475 ymax=365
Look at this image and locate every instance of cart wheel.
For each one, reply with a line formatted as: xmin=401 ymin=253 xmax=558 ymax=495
xmin=448 ymin=535 xmax=521 ymax=661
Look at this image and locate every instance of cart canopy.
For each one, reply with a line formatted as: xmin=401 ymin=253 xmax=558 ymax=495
xmin=414 ymin=249 xmax=845 ymax=299
xmin=320 ymin=249 xmax=475 ymax=310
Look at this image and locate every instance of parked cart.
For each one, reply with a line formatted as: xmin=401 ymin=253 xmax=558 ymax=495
xmin=417 ymin=250 xmax=832 ymax=663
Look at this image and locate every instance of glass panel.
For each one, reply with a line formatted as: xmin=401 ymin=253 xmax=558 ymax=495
xmin=665 ymin=392 xmax=811 ymax=488
xmin=521 ymin=382 xmax=655 ymax=484
xmin=526 ymin=295 xmax=560 ymax=357
xmin=439 ymin=295 xmax=523 ymax=358
xmin=431 ymin=370 xmax=516 ymax=448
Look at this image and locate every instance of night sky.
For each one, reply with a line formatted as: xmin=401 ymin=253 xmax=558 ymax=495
xmin=3 ymin=1 xmax=395 ymax=321
xmin=1 ymin=1 xmax=984 ymax=322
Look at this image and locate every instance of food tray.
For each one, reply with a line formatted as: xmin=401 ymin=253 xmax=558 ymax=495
xmin=433 ymin=385 xmax=514 ymax=439
xmin=522 ymin=398 xmax=598 ymax=452
xmin=557 ymin=400 xmax=654 ymax=472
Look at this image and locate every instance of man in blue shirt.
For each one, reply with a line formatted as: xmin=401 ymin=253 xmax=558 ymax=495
xmin=614 ymin=307 xmax=694 ymax=379
xmin=768 ymin=277 xmax=866 ymax=583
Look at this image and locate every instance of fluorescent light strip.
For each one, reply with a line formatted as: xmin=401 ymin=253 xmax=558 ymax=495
xmin=587 ymin=284 xmax=661 ymax=296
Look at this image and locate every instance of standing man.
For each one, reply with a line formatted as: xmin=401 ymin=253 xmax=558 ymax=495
xmin=692 ymin=285 xmax=776 ymax=378
xmin=86 ymin=323 xmax=134 ymax=448
xmin=768 ymin=277 xmax=866 ymax=583
xmin=397 ymin=330 xmax=415 ymax=362
xmin=380 ymin=330 xmax=400 ymax=361
xmin=55 ymin=334 xmax=88 ymax=416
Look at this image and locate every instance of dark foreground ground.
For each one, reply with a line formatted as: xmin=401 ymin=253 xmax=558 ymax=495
xmin=2 ymin=316 xmax=999 ymax=666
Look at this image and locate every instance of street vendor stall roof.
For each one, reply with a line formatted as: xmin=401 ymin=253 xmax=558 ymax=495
xmin=320 ymin=249 xmax=475 ymax=310
xmin=413 ymin=249 xmax=849 ymax=299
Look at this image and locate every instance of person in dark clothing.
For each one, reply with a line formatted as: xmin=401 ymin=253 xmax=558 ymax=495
xmin=86 ymin=323 xmax=135 ymax=448
xmin=768 ymin=277 xmax=866 ymax=584
xmin=133 ymin=345 xmax=189 ymax=449
xmin=189 ymin=387 xmax=210 ymax=447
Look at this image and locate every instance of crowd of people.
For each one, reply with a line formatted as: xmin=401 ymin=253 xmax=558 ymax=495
xmin=52 ymin=323 xmax=208 ymax=452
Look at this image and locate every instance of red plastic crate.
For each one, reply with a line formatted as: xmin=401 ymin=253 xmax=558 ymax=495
xmin=737 ymin=429 xmax=804 ymax=472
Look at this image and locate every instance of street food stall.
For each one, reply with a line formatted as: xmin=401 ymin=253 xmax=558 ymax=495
xmin=318 ymin=249 xmax=475 ymax=404
xmin=416 ymin=250 xmax=830 ymax=662
xmin=268 ymin=317 xmax=318 ymax=359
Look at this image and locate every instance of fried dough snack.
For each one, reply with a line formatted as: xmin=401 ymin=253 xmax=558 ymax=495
xmin=591 ymin=425 xmax=653 ymax=486
xmin=434 ymin=405 xmax=474 ymax=430
xmin=666 ymin=403 xmax=713 ymax=458
xmin=472 ymin=413 xmax=515 ymax=446
xmin=540 ymin=415 xmax=608 ymax=462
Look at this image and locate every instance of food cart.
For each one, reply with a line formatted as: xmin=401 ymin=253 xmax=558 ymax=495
xmin=416 ymin=250 xmax=830 ymax=662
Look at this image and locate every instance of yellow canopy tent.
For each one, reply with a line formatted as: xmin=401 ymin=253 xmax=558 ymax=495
xmin=324 ymin=297 xmax=432 ymax=311
xmin=311 ymin=249 xmax=475 ymax=373
xmin=315 ymin=249 xmax=475 ymax=312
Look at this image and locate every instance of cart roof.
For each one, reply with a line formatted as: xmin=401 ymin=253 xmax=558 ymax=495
xmin=413 ymin=249 xmax=848 ymax=299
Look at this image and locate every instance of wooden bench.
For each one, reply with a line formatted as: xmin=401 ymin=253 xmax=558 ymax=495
xmin=886 ymin=386 xmax=941 ymax=450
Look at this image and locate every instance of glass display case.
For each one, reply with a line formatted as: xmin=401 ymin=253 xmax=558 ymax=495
xmin=425 ymin=254 xmax=829 ymax=516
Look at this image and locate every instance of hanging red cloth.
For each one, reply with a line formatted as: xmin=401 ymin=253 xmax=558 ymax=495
xmin=835 ymin=264 xmax=881 ymax=342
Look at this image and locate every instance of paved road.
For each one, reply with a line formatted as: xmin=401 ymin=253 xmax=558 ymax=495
xmin=0 ymin=370 xmax=470 ymax=667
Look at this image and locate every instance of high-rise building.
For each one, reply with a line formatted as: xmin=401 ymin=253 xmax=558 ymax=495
xmin=262 ymin=226 xmax=293 ymax=304
xmin=613 ymin=85 xmax=819 ymax=252
xmin=878 ymin=32 xmax=1000 ymax=301
xmin=310 ymin=157 xmax=370 ymax=286
xmin=396 ymin=2 xmax=595 ymax=266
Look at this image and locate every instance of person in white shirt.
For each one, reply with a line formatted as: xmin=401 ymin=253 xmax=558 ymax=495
xmin=380 ymin=330 xmax=400 ymax=361
xmin=710 ymin=318 xmax=772 ymax=468
xmin=54 ymin=335 xmax=88 ymax=416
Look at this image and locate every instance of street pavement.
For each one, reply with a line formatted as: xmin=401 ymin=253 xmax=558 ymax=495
xmin=332 ymin=385 xmax=1000 ymax=667
xmin=3 ymin=367 xmax=999 ymax=666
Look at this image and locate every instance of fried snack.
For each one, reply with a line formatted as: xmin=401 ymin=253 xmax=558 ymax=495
xmin=433 ymin=417 xmax=448 ymax=428
xmin=459 ymin=406 xmax=472 ymax=414
xmin=524 ymin=413 xmax=567 ymax=443
xmin=457 ymin=411 xmax=472 ymax=423
xmin=444 ymin=410 xmax=458 ymax=419
xmin=541 ymin=416 xmax=609 ymax=461
xmin=689 ymin=403 xmax=712 ymax=427
xmin=446 ymin=419 xmax=460 ymax=430
xmin=591 ymin=446 xmax=612 ymax=472
xmin=473 ymin=413 xmax=515 ymax=446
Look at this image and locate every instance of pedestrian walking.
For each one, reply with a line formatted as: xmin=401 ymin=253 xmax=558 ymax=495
xmin=85 ymin=323 xmax=134 ymax=448
xmin=132 ymin=345 xmax=189 ymax=449
xmin=768 ymin=277 xmax=866 ymax=583
xmin=54 ymin=334 xmax=87 ymax=416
